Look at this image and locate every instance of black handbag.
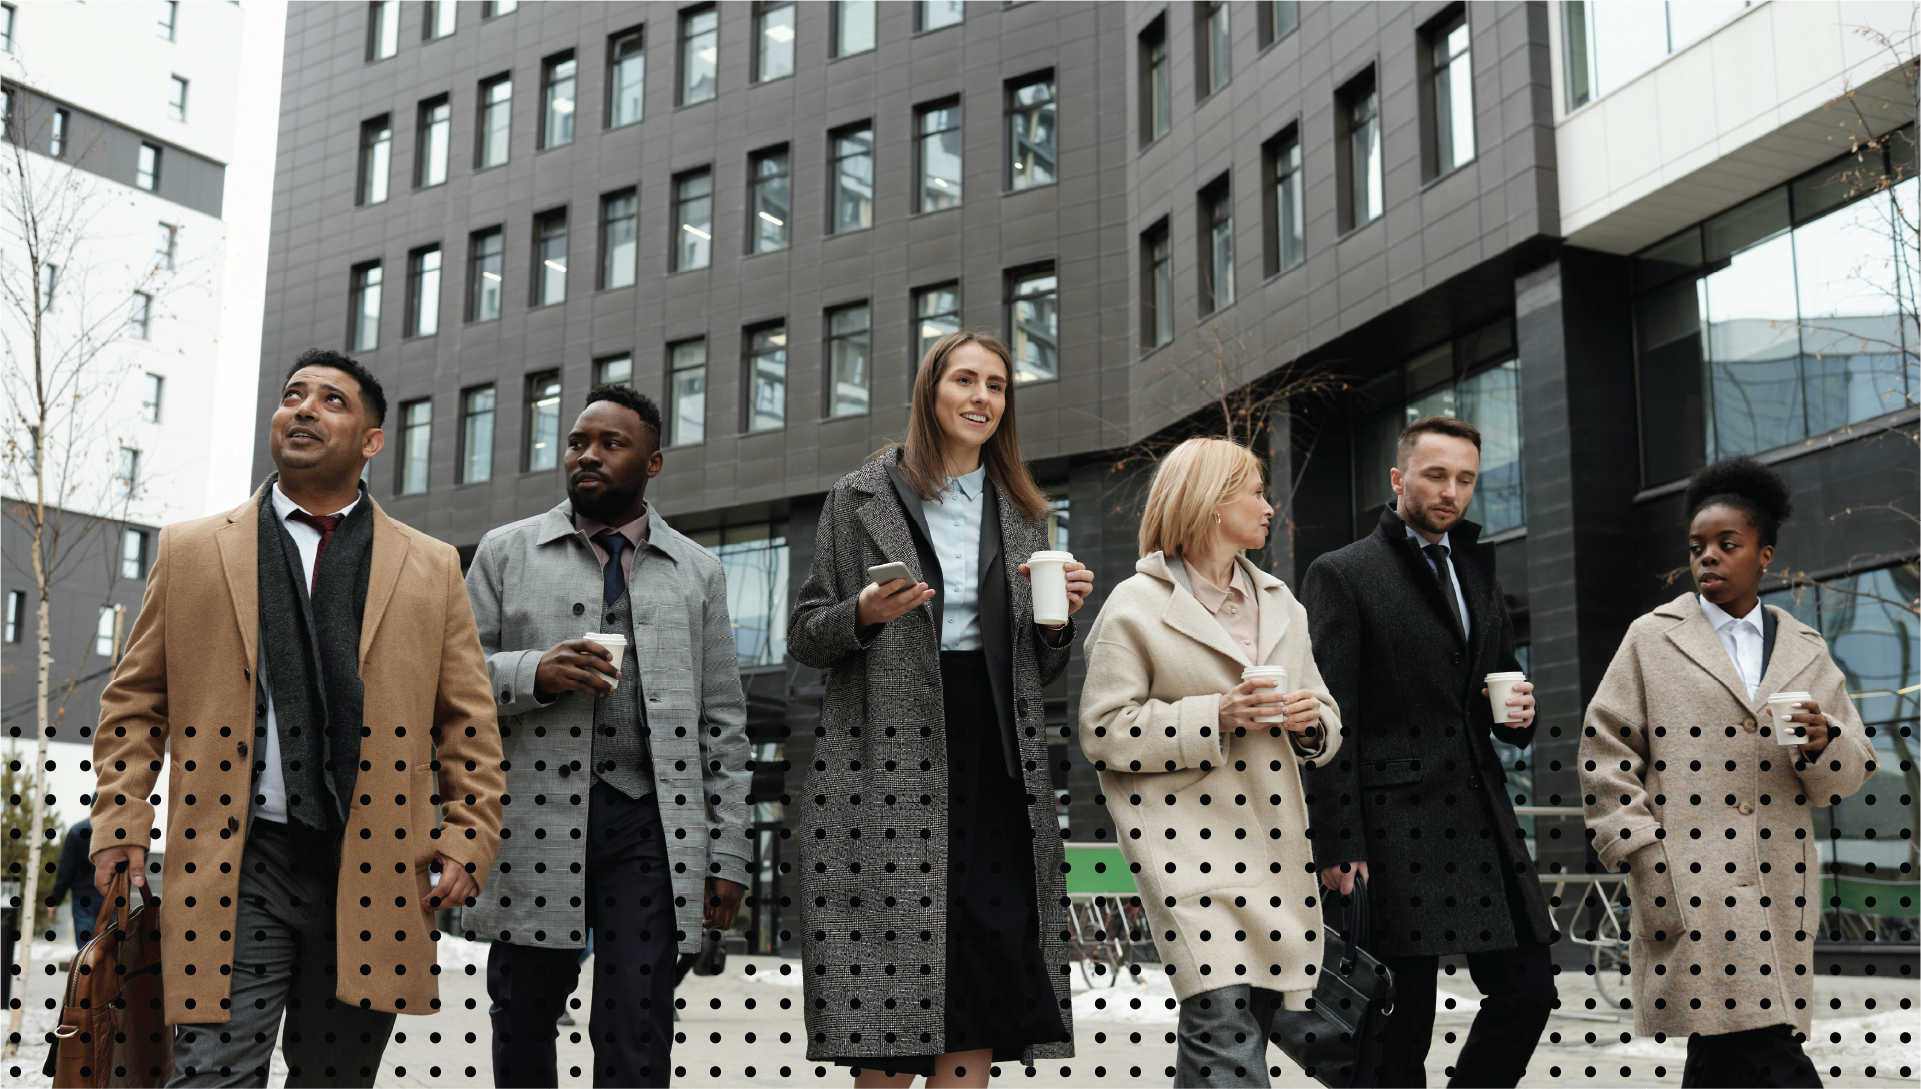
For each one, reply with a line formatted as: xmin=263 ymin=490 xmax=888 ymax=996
xmin=1268 ymin=875 xmax=1397 ymax=1088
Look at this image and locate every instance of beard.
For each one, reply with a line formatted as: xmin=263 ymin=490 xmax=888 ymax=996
xmin=1402 ymin=493 xmax=1465 ymax=536
xmin=569 ymin=475 xmax=645 ymax=522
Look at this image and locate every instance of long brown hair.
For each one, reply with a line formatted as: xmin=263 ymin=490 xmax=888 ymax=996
xmin=889 ymin=330 xmax=1050 ymax=523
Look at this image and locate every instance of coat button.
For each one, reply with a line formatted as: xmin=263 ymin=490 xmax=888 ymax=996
xmin=573 ymin=603 xmax=585 ymax=616
xmin=501 ymin=689 xmax=512 ymax=702
xmin=1742 ymin=717 xmax=1757 ymax=732
xmin=607 ymin=613 xmax=618 ymax=625
xmin=1739 ymin=803 xmax=1753 ymax=816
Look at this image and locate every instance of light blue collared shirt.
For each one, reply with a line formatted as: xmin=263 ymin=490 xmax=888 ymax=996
xmin=1406 ymin=524 xmax=1470 ymax=641
xmin=928 ymin=465 xmax=987 ymax=651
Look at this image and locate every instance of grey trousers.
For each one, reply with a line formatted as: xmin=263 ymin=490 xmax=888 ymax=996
xmin=1174 ymin=984 xmax=1288 ymax=1088
xmin=168 ymin=820 xmax=396 ymax=1088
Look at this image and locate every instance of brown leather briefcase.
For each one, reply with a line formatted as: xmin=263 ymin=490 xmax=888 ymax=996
xmin=44 ymin=871 xmax=172 ymax=1088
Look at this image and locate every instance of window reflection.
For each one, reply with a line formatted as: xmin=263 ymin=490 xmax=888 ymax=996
xmin=692 ymin=522 xmax=790 ymax=667
xmin=1701 ymin=233 xmax=1803 ymax=457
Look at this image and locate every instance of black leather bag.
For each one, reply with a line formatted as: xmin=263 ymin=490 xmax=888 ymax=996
xmin=1268 ymin=875 xmax=1397 ymax=1088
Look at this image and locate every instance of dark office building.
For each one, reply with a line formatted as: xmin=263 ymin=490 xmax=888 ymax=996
xmin=258 ymin=0 xmax=1916 ymax=957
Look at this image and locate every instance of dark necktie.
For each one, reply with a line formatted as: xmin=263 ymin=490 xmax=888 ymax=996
xmin=287 ymin=510 xmax=344 ymax=589
xmin=1423 ymin=542 xmax=1466 ymax=638
xmin=596 ymin=531 xmax=630 ymax=606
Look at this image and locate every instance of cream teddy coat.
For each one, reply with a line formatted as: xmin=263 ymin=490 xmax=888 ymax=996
xmin=1080 ymin=552 xmax=1342 ymax=1004
xmin=1580 ymin=593 xmax=1876 ymax=1038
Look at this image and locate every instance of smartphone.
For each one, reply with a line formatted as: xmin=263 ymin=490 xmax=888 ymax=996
xmin=867 ymin=561 xmax=915 ymax=586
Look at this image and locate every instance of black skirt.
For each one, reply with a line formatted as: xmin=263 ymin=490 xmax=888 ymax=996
xmin=831 ymin=650 xmax=1067 ymax=1073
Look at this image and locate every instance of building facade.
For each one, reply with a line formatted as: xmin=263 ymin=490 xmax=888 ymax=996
xmin=257 ymin=0 xmax=1917 ymax=958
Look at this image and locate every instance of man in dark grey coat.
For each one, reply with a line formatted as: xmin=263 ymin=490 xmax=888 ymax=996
xmin=465 ymin=385 xmax=750 ymax=1088
xmin=1301 ymin=415 xmax=1557 ymax=1088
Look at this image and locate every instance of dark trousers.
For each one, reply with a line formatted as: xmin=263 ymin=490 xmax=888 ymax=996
xmin=1173 ymin=985 xmax=1289 ymax=1087
xmin=1375 ymin=940 xmax=1555 ymax=1088
xmin=487 ymin=782 xmax=679 ymax=1089
xmin=1683 ymin=1025 xmax=1823 ymax=1088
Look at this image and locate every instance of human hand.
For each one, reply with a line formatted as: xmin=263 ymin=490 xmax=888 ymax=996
xmin=1218 ymin=677 xmax=1289 ymax=735
xmin=92 ymin=845 xmax=147 ymax=899
xmin=856 ymin=578 xmax=934 ymax=630
xmin=533 ymin=638 xmax=620 ymax=697
xmin=427 ymin=854 xmax=478 ymax=910
xmin=1278 ymin=690 xmax=1322 ymax=740
xmin=703 ymin=877 xmax=747 ymax=931
xmin=1319 ymin=860 xmax=1370 ymax=897
xmin=1787 ymin=697 xmax=1830 ymax=755
xmin=1482 ymin=679 xmax=1536 ymax=728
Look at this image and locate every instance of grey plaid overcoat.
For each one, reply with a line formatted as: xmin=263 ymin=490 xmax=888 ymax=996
xmin=788 ymin=453 xmax=1077 ymax=1064
xmin=463 ymin=499 xmax=752 ymax=953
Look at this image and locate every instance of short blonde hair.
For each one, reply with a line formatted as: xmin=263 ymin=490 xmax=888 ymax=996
xmin=1138 ymin=438 xmax=1264 ymax=559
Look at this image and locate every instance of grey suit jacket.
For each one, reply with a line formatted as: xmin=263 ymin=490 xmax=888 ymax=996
xmin=463 ymin=499 xmax=751 ymax=952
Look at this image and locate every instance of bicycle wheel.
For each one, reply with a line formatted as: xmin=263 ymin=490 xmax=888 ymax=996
xmin=1592 ymin=939 xmax=1630 ymax=1008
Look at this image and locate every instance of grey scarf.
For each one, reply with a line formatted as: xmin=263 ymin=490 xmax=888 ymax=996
xmin=256 ymin=476 xmax=374 ymax=836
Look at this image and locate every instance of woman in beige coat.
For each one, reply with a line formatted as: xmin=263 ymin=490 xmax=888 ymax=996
xmin=1080 ymin=439 xmax=1341 ymax=1088
xmin=1581 ymin=458 xmax=1875 ymax=1088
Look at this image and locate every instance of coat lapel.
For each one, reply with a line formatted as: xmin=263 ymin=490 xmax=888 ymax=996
xmin=1244 ymin=558 xmax=1293 ymax=666
xmin=358 ymin=498 xmax=412 ymax=666
xmin=1377 ymin=509 xmax=1468 ymax=650
xmin=1162 ymin=556 xmax=1257 ymax=667
xmin=1754 ymin=605 xmax=1820 ymax=700
xmin=215 ymin=488 xmax=264 ymax=666
xmin=1660 ymin=594 xmax=1758 ymax=710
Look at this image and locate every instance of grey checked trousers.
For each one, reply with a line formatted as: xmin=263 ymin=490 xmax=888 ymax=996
xmin=1174 ymin=984 xmax=1290 ymax=1088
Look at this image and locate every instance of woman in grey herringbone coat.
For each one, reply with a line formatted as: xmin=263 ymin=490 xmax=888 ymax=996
xmin=788 ymin=332 xmax=1093 ymax=1086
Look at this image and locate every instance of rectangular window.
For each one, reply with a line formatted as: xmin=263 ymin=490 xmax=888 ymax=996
xmin=1140 ymin=16 xmax=1170 ymax=146
xmin=744 ymin=324 xmax=788 ymax=432
xmin=756 ymin=2 xmax=795 ymax=81
xmin=1264 ymin=126 xmax=1305 ymax=274
xmin=483 ymin=0 xmax=517 ymax=16
xmin=407 ymin=245 xmax=441 ymax=337
xmin=1200 ymin=176 xmax=1234 ymax=313
xmin=829 ymin=125 xmax=874 ymax=232
xmin=600 ymin=189 xmax=638 ymax=288
xmin=1007 ymin=74 xmax=1055 ymax=190
xmin=129 ymin=292 xmax=152 ymax=339
xmin=397 ymin=398 xmax=432 ymax=494
xmin=668 ymin=339 xmax=707 ymax=445
xmin=141 ymin=373 xmax=163 ymax=423
xmin=1 ymin=4 xmax=13 ymax=53
xmin=476 ymin=74 xmax=512 ymax=168
xmin=917 ymin=101 xmax=962 ymax=212
xmin=674 ymin=169 xmax=713 ymax=271
xmin=39 ymin=263 xmax=54 ymax=311
xmin=121 ymin=528 xmax=149 ymax=580
xmin=95 ymin=606 xmax=117 ymax=657
xmin=1259 ymin=0 xmax=1299 ymax=46
xmin=4 ymin=589 xmax=23 ymax=643
xmin=424 ymin=0 xmax=455 ymax=40
xmin=1197 ymin=0 xmax=1230 ymax=99
xmin=750 ymin=147 xmax=790 ymax=253
xmin=608 ymin=28 xmax=645 ymax=127
xmin=834 ymin=1 xmax=876 ymax=57
xmin=826 ymin=303 xmax=870 ymax=417
xmin=532 ymin=208 xmax=567 ymax=306
xmin=169 ymin=81 xmax=188 ymax=119
xmin=524 ymin=371 xmax=562 ymax=470
xmin=1005 ymin=265 xmax=1058 ymax=383
xmin=1338 ymin=69 xmax=1383 ymax=230
xmin=357 ymin=115 xmax=391 ymax=205
xmin=367 ymin=0 xmax=399 ymax=61
xmin=156 ymin=222 xmax=175 ymax=270
xmin=914 ymin=282 xmax=960 ymax=364
xmin=350 ymin=262 xmax=382 ymax=350
xmin=115 ymin=448 xmax=139 ymax=497
xmin=596 ymin=353 xmax=633 ymax=385
xmin=920 ymin=1 xmax=963 ymax=31
xmin=1142 ymin=220 xmax=1172 ymax=349
xmin=540 ymin=51 xmax=576 ymax=149
xmin=680 ymin=6 xmax=718 ymax=105
xmin=136 ymin=143 xmax=160 ymax=191
xmin=459 ymin=385 xmax=496 ymax=483
xmin=468 ymin=227 xmax=503 ymax=321
xmin=1424 ymin=8 xmax=1474 ymax=176
xmin=416 ymin=95 xmax=450 ymax=186
xmin=158 ymin=0 xmax=177 ymax=40
xmin=49 ymin=108 xmax=66 ymax=157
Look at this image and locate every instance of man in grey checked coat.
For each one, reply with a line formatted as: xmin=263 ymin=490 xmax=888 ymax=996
xmin=464 ymin=385 xmax=751 ymax=1088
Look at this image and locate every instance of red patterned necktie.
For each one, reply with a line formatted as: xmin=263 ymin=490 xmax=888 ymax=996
xmin=286 ymin=509 xmax=344 ymax=588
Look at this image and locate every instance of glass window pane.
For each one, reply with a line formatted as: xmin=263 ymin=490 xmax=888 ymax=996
xmin=1701 ymin=233 xmax=1804 ymax=458
xmin=479 ymin=78 xmax=512 ymax=167
xmin=527 ymin=374 xmax=562 ymax=470
xmin=122 ymin=529 xmax=144 ymax=580
xmin=837 ymin=0 xmax=875 ymax=55
xmin=462 ymin=387 xmax=495 ymax=482
xmin=683 ymin=8 xmax=718 ymax=104
xmin=1816 ymin=564 xmax=1921 ymax=742
xmin=832 ymin=129 xmax=874 ymax=232
xmin=753 ymin=151 xmax=790 ymax=253
xmin=1151 ymin=231 xmax=1172 ymax=347
xmin=430 ymin=0 xmax=456 ymax=38
xmin=828 ymin=305 xmax=870 ymax=417
xmin=597 ymin=355 xmax=633 ymax=386
xmin=401 ymin=399 xmax=431 ymax=494
xmin=1353 ymin=407 xmax=1401 ymax=526
xmin=360 ymin=119 xmax=391 ymax=205
xmin=670 ymin=341 xmax=707 ymax=445
xmin=1149 ymin=31 xmax=1170 ymax=141
xmin=1207 ymin=190 xmax=1234 ymax=311
xmin=411 ymin=248 xmax=441 ymax=337
xmin=747 ymin=326 xmax=787 ymax=431
xmin=1277 ymin=138 xmax=1304 ymax=269
xmin=602 ymin=191 xmax=637 ymax=288
xmin=916 ymin=284 xmax=960 ymax=365
xmin=419 ymin=99 xmax=450 ymax=186
xmin=610 ymin=31 xmax=645 ymax=126
xmin=1008 ymin=271 xmax=1058 ymax=383
xmin=758 ymin=3 xmax=794 ymax=80
xmin=1350 ymin=88 xmax=1382 ymax=224
xmin=714 ymin=525 xmax=789 ymax=666
xmin=1206 ymin=2 xmax=1231 ymax=93
xmin=922 ymin=0 xmax=963 ymax=30
xmin=919 ymin=105 xmax=962 ymax=211
xmin=1705 ymin=186 xmax=1790 ymax=263
xmin=471 ymin=230 xmax=503 ymax=321
xmin=543 ymin=56 xmax=576 ymax=148
xmin=1455 ymin=360 xmax=1525 ymax=534
xmin=353 ymin=264 xmax=381 ymax=350
xmin=1009 ymin=79 xmax=1056 ymax=190
xmin=96 ymin=606 xmax=117 ymax=657
xmin=536 ymin=214 xmax=567 ymax=305
xmin=1795 ymin=186 xmax=1913 ymax=431
xmin=1434 ymin=16 xmax=1474 ymax=172
xmin=677 ymin=172 xmax=713 ymax=270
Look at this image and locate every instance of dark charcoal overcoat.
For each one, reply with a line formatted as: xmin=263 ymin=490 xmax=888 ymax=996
xmin=787 ymin=452 xmax=1076 ymax=1063
xmin=1299 ymin=505 xmax=1556 ymax=959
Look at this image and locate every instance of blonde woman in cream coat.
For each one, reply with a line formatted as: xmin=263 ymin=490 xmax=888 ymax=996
xmin=1080 ymin=438 xmax=1341 ymax=1088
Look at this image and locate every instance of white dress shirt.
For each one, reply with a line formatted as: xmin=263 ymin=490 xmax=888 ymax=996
xmin=1699 ymin=593 xmax=1765 ymax=701
xmin=1406 ymin=525 xmax=1470 ymax=641
xmin=926 ymin=465 xmax=987 ymax=651
xmin=254 ymin=483 xmax=361 ymax=823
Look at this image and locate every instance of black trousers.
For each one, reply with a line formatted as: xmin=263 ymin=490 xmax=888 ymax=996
xmin=1374 ymin=940 xmax=1555 ymax=1088
xmin=1682 ymin=1025 xmax=1823 ymax=1088
xmin=487 ymin=782 xmax=680 ymax=1089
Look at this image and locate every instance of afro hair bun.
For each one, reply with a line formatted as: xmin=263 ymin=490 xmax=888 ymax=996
xmin=1684 ymin=456 xmax=1794 ymax=547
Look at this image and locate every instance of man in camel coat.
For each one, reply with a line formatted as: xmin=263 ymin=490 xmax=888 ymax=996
xmin=90 ymin=349 xmax=505 ymax=1088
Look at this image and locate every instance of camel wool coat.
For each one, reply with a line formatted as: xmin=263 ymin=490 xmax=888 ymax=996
xmin=1079 ymin=552 xmax=1342 ymax=1003
xmin=90 ymin=487 xmax=506 ymax=1025
xmin=1580 ymin=593 xmax=1875 ymax=1038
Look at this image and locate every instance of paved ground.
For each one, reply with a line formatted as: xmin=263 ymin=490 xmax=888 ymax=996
xmin=11 ymin=938 xmax=1917 ymax=1086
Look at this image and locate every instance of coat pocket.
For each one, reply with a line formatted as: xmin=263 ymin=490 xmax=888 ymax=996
xmin=1624 ymin=841 xmax=1685 ymax=941
xmin=1359 ymin=758 xmax=1423 ymax=790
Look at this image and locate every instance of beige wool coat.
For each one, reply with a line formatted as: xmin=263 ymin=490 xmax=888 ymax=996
xmin=1580 ymin=592 xmax=1876 ymax=1038
xmin=1080 ymin=553 xmax=1342 ymax=1004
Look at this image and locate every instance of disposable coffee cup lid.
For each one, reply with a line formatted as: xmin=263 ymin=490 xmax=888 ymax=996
xmin=1242 ymin=666 xmax=1288 ymax=676
xmin=1769 ymin=690 xmax=1811 ymax=700
xmin=1485 ymin=671 xmax=1526 ymax=681
xmin=1028 ymin=550 xmax=1074 ymax=563
xmin=586 ymin=632 xmax=627 ymax=643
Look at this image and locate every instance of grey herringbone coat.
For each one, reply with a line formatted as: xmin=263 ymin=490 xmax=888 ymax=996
xmin=788 ymin=453 xmax=1076 ymax=1064
xmin=463 ymin=500 xmax=752 ymax=953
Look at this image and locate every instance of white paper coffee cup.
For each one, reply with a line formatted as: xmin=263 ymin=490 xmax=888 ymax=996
xmin=1028 ymin=550 xmax=1074 ymax=627
xmin=1242 ymin=666 xmax=1289 ymax=723
xmin=1486 ymin=671 xmax=1526 ymax=723
xmin=585 ymin=632 xmax=627 ymax=678
xmin=1766 ymin=691 xmax=1812 ymax=745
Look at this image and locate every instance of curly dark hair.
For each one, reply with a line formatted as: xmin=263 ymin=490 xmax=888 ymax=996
xmin=584 ymin=384 xmax=662 ymax=447
xmin=282 ymin=348 xmax=388 ymax=428
xmin=1684 ymin=456 xmax=1794 ymax=547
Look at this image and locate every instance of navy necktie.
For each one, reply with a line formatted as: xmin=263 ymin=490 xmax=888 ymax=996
xmin=597 ymin=531 xmax=630 ymax=606
xmin=1423 ymin=542 xmax=1466 ymax=637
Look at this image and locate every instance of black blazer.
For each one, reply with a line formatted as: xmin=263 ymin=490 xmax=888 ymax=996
xmin=1299 ymin=505 xmax=1555 ymax=958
